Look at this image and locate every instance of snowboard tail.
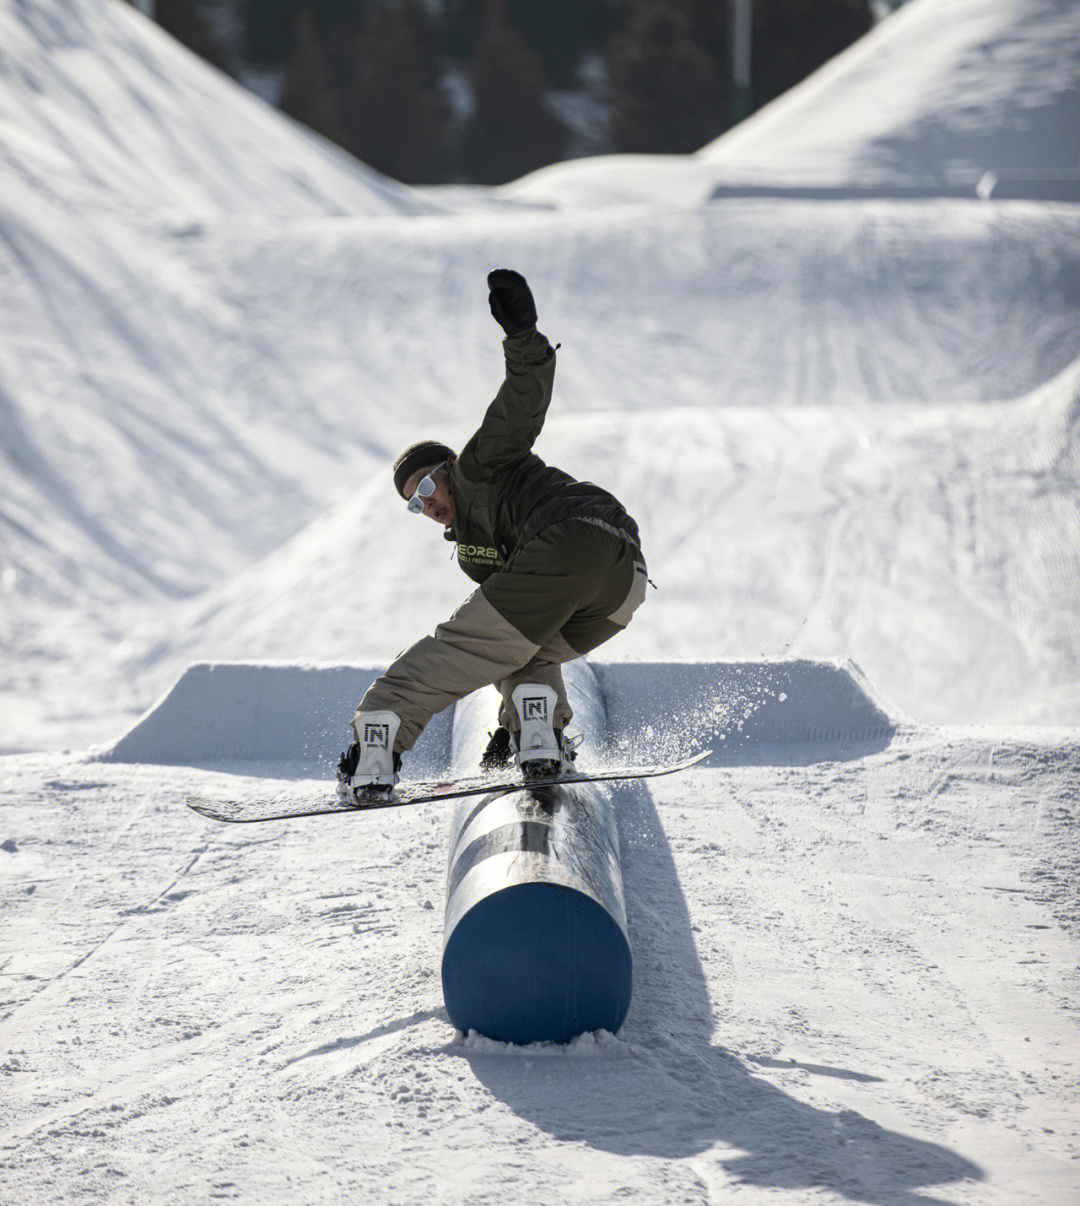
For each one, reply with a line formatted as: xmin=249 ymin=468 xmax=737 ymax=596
xmin=186 ymin=750 xmax=711 ymax=824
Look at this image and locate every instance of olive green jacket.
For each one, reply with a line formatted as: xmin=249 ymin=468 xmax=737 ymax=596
xmin=444 ymin=328 xmax=641 ymax=582
xmin=354 ymin=328 xmax=646 ymax=753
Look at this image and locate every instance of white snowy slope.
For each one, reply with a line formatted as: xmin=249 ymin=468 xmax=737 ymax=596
xmin=5 ymin=191 xmax=1080 ymax=748
xmin=700 ymin=0 xmax=1080 ymax=196
xmin=0 ymin=0 xmax=433 ymax=220
xmin=200 ymin=198 xmax=1080 ymax=416
xmin=0 ymin=722 xmax=1077 ymax=1203
xmin=3 ymin=0 xmax=1080 ymax=750
xmin=507 ymin=0 xmax=1080 ymax=209
xmin=0 ymin=0 xmax=434 ymax=751
xmin=145 ymin=356 xmax=1080 ymax=728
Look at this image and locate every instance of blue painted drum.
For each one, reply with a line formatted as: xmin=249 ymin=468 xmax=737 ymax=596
xmin=441 ymin=779 xmax=632 ymax=1046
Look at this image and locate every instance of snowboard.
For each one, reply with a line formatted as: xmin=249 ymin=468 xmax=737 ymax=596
xmin=186 ymin=749 xmax=711 ymax=824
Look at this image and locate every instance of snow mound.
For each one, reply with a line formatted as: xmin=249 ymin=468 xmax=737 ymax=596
xmin=0 ymin=0 xmax=435 ymax=220
xmin=117 ymin=356 xmax=1080 ymax=744
xmin=100 ymin=658 xmax=897 ymax=771
xmin=509 ymin=0 xmax=1080 ymax=208
xmin=503 ymin=154 xmax=716 ymax=209
xmin=101 ymin=662 xmax=447 ymax=775
xmin=702 ymin=0 xmax=1080 ymax=200
xmin=598 ymin=659 xmax=897 ymax=766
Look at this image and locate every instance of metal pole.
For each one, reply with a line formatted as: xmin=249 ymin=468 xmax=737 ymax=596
xmin=732 ymin=0 xmax=753 ymax=122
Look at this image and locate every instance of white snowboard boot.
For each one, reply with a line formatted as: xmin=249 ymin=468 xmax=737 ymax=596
xmin=510 ymin=684 xmax=572 ymax=780
xmin=348 ymin=710 xmax=401 ymax=797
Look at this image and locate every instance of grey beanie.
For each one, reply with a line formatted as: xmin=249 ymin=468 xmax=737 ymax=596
xmin=393 ymin=439 xmax=455 ymax=498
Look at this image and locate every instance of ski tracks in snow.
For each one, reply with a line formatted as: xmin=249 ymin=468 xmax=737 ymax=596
xmin=2 ymin=738 xmax=1078 ymax=1203
xmin=0 ymin=761 xmax=219 ymax=1026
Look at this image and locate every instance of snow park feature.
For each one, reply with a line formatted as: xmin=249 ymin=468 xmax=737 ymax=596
xmin=442 ymin=664 xmax=632 ymax=1046
xmin=105 ymin=655 xmax=891 ymax=1044
xmin=103 ymin=654 xmax=883 ymax=1047
xmin=100 ymin=658 xmax=895 ymax=773
xmin=3 ymin=0 xmax=1080 ymax=1202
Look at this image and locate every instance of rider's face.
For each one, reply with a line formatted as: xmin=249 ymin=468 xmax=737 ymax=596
xmin=403 ymin=458 xmax=456 ymax=526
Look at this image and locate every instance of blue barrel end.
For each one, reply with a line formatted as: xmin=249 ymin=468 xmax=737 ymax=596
xmin=442 ymin=880 xmax=632 ymax=1046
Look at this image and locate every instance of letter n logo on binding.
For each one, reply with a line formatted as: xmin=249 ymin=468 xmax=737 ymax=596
xmin=363 ymin=722 xmax=390 ymax=749
xmin=522 ymin=695 xmax=548 ymax=722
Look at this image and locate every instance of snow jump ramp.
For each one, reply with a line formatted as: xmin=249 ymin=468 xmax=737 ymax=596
xmin=102 ymin=657 xmax=897 ymax=771
xmin=104 ymin=657 xmax=896 ymax=1044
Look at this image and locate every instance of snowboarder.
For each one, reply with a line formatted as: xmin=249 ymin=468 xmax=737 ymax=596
xmin=340 ymin=269 xmax=649 ymax=798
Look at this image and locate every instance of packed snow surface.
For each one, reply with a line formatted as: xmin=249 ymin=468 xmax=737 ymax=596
xmin=2 ymin=725 xmax=1078 ymax=1203
xmin=1 ymin=0 xmax=1078 ymax=1201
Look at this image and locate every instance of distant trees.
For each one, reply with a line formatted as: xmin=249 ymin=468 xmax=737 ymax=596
xmin=503 ymin=0 xmax=625 ymax=87
xmin=278 ymin=8 xmax=344 ymax=149
xmin=141 ymin=0 xmax=876 ymax=184
xmin=279 ymin=2 xmax=450 ymax=184
xmin=150 ymin=0 xmax=230 ymax=73
xmin=241 ymin=0 xmax=353 ymax=68
xmin=458 ymin=1 xmax=568 ymax=184
xmin=607 ymin=1 xmax=728 ymax=154
xmin=443 ymin=1 xmax=626 ymax=89
xmin=750 ymin=0 xmax=873 ymax=109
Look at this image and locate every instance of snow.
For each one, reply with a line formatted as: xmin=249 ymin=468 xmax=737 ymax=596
xmin=2 ymin=730 xmax=1078 ymax=1202
xmin=99 ymin=658 xmax=895 ymax=769
xmin=700 ymin=0 xmax=1080 ymax=197
xmin=1 ymin=0 xmax=1078 ymax=1201
xmin=4 ymin=6 xmax=1080 ymax=750
xmin=508 ymin=0 xmax=1080 ymax=207
xmin=0 ymin=0 xmax=434 ymax=220
xmin=7 ymin=197 xmax=1080 ymax=749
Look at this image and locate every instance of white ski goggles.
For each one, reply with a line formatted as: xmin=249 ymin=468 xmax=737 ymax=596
xmin=406 ymin=462 xmax=446 ymax=514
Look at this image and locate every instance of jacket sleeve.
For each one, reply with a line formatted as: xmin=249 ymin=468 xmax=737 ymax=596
xmin=456 ymin=329 xmax=556 ymax=481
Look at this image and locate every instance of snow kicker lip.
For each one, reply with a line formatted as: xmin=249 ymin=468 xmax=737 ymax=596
xmin=103 ymin=659 xmax=898 ymax=771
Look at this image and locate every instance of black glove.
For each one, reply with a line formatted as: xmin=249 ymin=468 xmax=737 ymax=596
xmin=487 ymin=268 xmax=537 ymax=337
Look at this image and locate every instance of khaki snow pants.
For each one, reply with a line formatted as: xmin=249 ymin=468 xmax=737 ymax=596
xmin=355 ymin=518 xmax=648 ymax=752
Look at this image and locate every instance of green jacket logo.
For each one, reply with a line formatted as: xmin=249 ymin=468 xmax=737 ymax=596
xmin=457 ymin=543 xmax=500 ymax=566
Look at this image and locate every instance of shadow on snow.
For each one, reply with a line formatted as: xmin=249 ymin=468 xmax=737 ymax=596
xmin=459 ymin=779 xmax=981 ymax=1204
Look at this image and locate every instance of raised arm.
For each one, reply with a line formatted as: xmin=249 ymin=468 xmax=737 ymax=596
xmin=456 ymin=270 xmax=557 ymax=481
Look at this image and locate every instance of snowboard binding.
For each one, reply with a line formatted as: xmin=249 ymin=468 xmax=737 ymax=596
xmin=509 ymin=684 xmax=581 ymax=781
xmin=338 ymin=710 xmax=402 ymax=803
